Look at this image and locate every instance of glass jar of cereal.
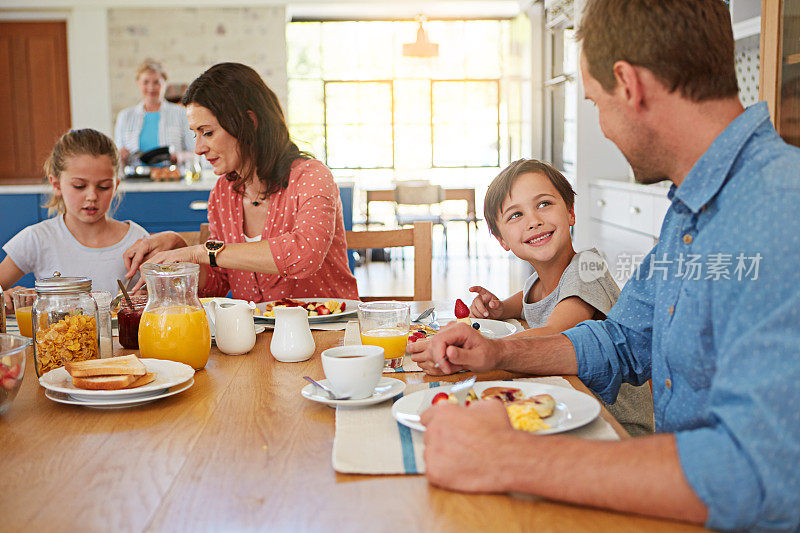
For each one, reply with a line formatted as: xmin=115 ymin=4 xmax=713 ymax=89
xmin=32 ymin=275 xmax=99 ymax=377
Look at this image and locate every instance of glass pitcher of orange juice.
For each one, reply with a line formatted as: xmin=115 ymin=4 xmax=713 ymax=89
xmin=138 ymin=263 xmax=210 ymax=370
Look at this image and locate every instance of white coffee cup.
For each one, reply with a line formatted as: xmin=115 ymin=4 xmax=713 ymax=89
xmin=321 ymin=345 xmax=384 ymax=399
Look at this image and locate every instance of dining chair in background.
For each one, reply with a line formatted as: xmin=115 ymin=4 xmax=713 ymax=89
xmin=178 ymin=223 xmax=210 ymax=247
xmin=346 ymin=221 xmax=432 ymax=301
xmin=393 ymin=181 xmax=447 ymax=252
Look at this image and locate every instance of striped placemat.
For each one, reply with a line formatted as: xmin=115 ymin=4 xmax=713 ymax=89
xmin=332 ymin=376 xmax=620 ymax=475
xmin=4 ymin=317 xmax=20 ymax=335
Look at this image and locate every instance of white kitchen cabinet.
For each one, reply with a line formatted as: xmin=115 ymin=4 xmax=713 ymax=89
xmin=586 ymin=180 xmax=671 ymax=286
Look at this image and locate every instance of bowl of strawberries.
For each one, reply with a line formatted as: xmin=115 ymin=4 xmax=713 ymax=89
xmin=0 ymin=333 xmax=29 ymax=415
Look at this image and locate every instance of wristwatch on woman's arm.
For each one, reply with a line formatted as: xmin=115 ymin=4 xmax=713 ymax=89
xmin=204 ymin=240 xmax=225 ymax=267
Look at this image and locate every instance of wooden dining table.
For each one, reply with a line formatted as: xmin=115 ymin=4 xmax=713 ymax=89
xmin=1 ymin=303 xmax=704 ymax=532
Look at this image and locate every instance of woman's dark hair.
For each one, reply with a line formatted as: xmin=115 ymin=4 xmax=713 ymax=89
xmin=182 ymin=62 xmax=310 ymax=197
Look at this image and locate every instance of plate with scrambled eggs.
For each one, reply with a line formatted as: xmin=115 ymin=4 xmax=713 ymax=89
xmin=392 ymin=380 xmax=601 ymax=435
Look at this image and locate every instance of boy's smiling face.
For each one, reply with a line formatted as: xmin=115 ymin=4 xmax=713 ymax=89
xmin=495 ymin=172 xmax=575 ymax=264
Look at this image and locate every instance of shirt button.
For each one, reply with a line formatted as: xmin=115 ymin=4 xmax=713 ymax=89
xmin=668 ymin=305 xmax=674 ymax=315
xmin=682 ymin=234 xmax=693 ymax=245
xmin=665 ymin=379 xmax=672 ymax=389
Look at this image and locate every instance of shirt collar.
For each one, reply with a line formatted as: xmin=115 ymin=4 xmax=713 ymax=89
xmin=672 ymin=102 xmax=771 ymax=213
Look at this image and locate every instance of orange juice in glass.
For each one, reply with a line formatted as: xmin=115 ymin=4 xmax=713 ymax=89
xmin=138 ymin=263 xmax=211 ymax=370
xmin=12 ymin=289 xmax=37 ymax=338
xmin=358 ymin=301 xmax=410 ymax=369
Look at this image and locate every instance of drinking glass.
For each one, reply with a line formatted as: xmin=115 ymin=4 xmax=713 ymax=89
xmin=12 ymin=288 xmax=37 ymax=338
xmin=357 ymin=301 xmax=410 ymax=369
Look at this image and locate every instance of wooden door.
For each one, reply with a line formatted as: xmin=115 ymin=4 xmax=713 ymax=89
xmin=0 ymin=21 xmax=70 ymax=183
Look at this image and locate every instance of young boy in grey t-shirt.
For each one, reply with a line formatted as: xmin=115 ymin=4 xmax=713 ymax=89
xmin=469 ymin=159 xmax=653 ymax=436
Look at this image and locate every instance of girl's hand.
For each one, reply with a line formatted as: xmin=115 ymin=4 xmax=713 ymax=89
xmin=468 ymin=286 xmax=504 ymax=319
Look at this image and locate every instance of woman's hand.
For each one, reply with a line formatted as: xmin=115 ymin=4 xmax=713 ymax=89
xmin=123 ymin=232 xmax=188 ymax=280
xmin=127 ymin=245 xmax=206 ymax=293
xmin=146 ymin=245 xmax=206 ymax=266
xmin=469 ymin=286 xmax=505 ymax=319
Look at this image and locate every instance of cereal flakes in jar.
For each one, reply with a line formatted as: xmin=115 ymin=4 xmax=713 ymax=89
xmin=32 ymin=275 xmax=99 ymax=377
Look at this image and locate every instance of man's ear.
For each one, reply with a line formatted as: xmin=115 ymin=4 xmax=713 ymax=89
xmin=247 ymin=110 xmax=258 ymax=130
xmin=612 ymin=60 xmax=645 ymax=111
xmin=568 ymin=205 xmax=576 ymax=226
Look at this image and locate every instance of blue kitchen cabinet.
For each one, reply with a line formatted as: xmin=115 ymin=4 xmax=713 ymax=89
xmin=0 ymin=194 xmax=42 ymax=288
xmin=110 ymin=190 xmax=211 ymax=233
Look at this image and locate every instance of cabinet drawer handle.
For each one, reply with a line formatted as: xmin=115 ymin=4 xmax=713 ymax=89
xmin=629 ymin=206 xmax=641 ymax=215
xmin=189 ymin=201 xmax=208 ymax=211
xmin=596 ymin=199 xmax=606 ymax=207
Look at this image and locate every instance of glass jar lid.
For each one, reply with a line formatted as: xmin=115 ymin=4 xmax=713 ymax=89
xmin=35 ymin=275 xmax=92 ymax=294
xmin=141 ymin=262 xmax=199 ymax=277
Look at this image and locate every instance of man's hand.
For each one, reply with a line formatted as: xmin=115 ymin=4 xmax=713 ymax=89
xmin=468 ymin=286 xmax=505 ymax=319
xmin=422 ymin=399 xmax=519 ymax=493
xmin=408 ymin=323 xmax=502 ymax=375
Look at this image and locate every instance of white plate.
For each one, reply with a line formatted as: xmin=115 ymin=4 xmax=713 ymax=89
xmin=255 ymin=298 xmax=360 ymax=324
xmin=392 ymin=380 xmax=600 ymax=434
xmin=39 ymin=358 xmax=195 ymax=401
xmin=44 ymin=378 xmax=195 ymax=409
xmin=436 ymin=318 xmax=521 ymax=339
xmin=470 ymin=319 xmax=522 ymax=338
xmin=301 ymin=377 xmax=406 ymax=407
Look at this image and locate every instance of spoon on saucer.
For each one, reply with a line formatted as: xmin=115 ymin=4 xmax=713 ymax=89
xmin=303 ymin=376 xmax=350 ymax=401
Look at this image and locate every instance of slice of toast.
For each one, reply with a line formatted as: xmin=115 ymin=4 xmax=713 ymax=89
xmin=72 ymin=374 xmax=138 ymax=390
xmin=66 ymin=354 xmax=146 ymax=378
xmin=124 ymin=372 xmax=156 ymax=389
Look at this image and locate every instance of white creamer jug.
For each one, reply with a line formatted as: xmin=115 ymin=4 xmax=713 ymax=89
xmin=270 ymin=306 xmax=315 ymax=362
xmin=208 ymin=300 xmax=256 ymax=355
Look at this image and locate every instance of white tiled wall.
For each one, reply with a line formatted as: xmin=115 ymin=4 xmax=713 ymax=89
xmin=107 ymin=6 xmax=288 ymax=118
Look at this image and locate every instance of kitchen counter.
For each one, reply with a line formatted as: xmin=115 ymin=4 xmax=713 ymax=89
xmin=0 ymin=173 xmax=220 ymax=194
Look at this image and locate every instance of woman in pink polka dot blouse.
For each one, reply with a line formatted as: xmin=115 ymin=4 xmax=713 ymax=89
xmin=123 ymin=63 xmax=358 ymax=302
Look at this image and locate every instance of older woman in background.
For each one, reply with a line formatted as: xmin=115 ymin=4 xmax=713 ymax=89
xmin=114 ymin=58 xmax=194 ymax=165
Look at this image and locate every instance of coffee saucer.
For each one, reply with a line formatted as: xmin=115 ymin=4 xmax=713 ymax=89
xmin=301 ymin=377 xmax=406 ymax=407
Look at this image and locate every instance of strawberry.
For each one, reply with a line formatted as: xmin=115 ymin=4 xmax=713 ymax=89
xmin=7 ymin=364 xmax=20 ymax=379
xmin=1 ymin=377 xmax=16 ymax=390
xmin=408 ymin=336 xmax=418 ymax=343
xmin=413 ymin=331 xmax=426 ymax=339
xmin=454 ymin=298 xmax=469 ymax=319
xmin=340 ymin=302 xmax=346 ymax=311
xmin=316 ymin=306 xmax=331 ymax=315
xmin=431 ymin=392 xmax=450 ymax=405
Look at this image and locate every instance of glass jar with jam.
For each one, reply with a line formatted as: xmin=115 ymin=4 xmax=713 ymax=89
xmin=32 ymin=275 xmax=99 ymax=377
xmin=117 ymin=294 xmax=148 ymax=349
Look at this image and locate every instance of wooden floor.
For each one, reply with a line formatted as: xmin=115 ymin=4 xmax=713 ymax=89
xmin=354 ymin=221 xmax=520 ymax=301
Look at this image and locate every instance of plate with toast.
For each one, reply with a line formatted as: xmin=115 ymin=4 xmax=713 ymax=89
xmin=44 ymin=378 xmax=195 ymax=409
xmin=39 ymin=355 xmax=195 ymax=402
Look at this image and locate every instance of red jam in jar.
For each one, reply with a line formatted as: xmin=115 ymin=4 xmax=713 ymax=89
xmin=117 ymin=296 xmax=147 ymax=349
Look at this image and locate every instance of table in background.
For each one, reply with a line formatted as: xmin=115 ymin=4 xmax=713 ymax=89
xmin=365 ymin=188 xmax=479 ymax=253
xmin=1 ymin=302 xmax=702 ymax=532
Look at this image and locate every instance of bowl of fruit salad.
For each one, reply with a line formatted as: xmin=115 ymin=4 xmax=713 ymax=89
xmin=0 ymin=333 xmax=29 ymax=415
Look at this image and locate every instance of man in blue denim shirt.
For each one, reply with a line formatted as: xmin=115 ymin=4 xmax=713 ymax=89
xmin=409 ymin=1 xmax=800 ymax=529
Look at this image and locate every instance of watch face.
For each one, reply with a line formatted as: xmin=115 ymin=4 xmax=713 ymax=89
xmin=206 ymin=241 xmax=224 ymax=252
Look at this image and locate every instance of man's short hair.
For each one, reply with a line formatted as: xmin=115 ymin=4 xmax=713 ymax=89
xmin=484 ymin=159 xmax=575 ymax=237
xmin=576 ymin=0 xmax=739 ymax=102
